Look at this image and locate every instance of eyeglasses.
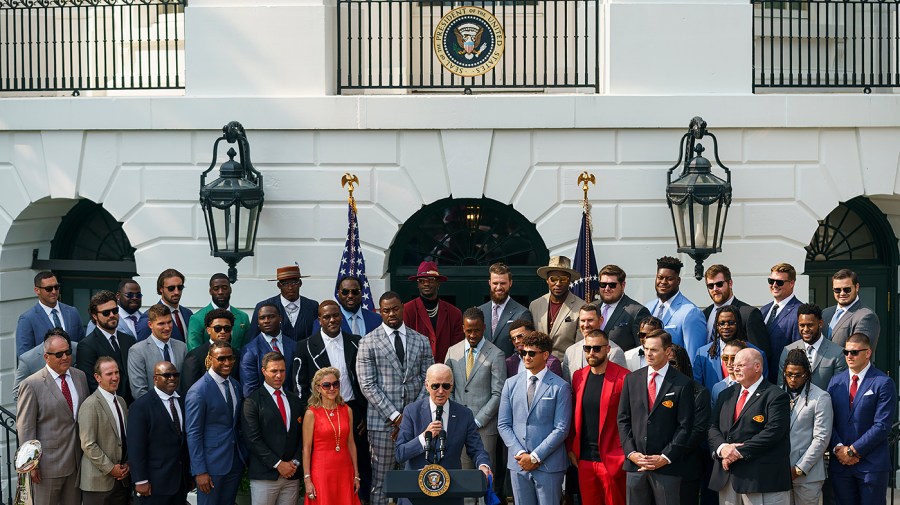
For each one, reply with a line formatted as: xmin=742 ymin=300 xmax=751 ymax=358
xmin=842 ymin=348 xmax=869 ymax=356
xmin=214 ymin=355 xmax=237 ymax=362
xmin=583 ymin=344 xmax=608 ymax=353
xmin=340 ymin=288 xmax=361 ymax=296
xmin=429 ymin=383 xmax=453 ymax=391
xmin=319 ymin=381 xmax=340 ymax=390
xmin=98 ymin=307 xmax=120 ymax=317
xmin=279 ymin=279 xmax=302 ymax=286
xmin=784 ymin=372 xmax=807 ymax=379
xmin=417 ymin=277 xmax=438 ymax=284
xmin=548 ymin=276 xmax=570 ymax=284
xmin=40 ymin=284 xmax=61 ymax=293
xmin=598 ymin=282 xmax=618 ymax=289
xmin=767 ymin=278 xmax=786 ymax=287
xmin=833 ymin=287 xmax=853 ymax=295
xmin=154 ymin=372 xmax=181 ymax=379
xmin=518 ymin=350 xmax=543 ymax=358
xmin=706 ymin=280 xmax=726 ymax=290
xmin=717 ymin=320 xmax=737 ymax=327
xmin=45 ymin=348 xmax=72 ymax=359
xmin=165 ymin=284 xmax=185 ymax=292
xmin=122 ymin=292 xmax=143 ymax=299
xmin=721 ymin=354 xmax=736 ymax=363
xmin=211 ymin=325 xmax=232 ymax=333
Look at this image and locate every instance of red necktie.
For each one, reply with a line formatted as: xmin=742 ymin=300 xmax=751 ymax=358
xmin=172 ymin=309 xmax=185 ymax=336
xmin=60 ymin=373 xmax=73 ymax=413
xmin=648 ymin=371 xmax=658 ymax=408
xmin=733 ymin=389 xmax=749 ymax=422
xmin=850 ymin=375 xmax=859 ymax=406
xmin=720 ymin=359 xmax=729 ymax=378
xmin=274 ymin=389 xmax=288 ymax=428
xmin=271 ymin=338 xmax=281 ymax=354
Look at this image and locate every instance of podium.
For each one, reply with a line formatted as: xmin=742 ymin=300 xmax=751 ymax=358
xmin=385 ymin=468 xmax=488 ymax=505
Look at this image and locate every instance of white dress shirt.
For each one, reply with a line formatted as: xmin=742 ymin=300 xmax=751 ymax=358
xmin=39 ymin=301 xmax=66 ymax=331
xmin=98 ymin=387 xmax=125 ymax=439
xmin=281 ymin=295 xmax=300 ymax=326
xmin=321 ymin=331 xmax=355 ymax=401
xmin=263 ymin=382 xmax=292 ymax=430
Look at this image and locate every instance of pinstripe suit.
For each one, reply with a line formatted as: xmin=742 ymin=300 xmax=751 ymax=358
xmin=356 ymin=324 xmax=433 ymax=505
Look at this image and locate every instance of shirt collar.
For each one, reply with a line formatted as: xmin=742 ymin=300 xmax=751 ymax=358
xmin=339 ymin=305 xmax=361 ymax=321
xmin=715 ymin=295 xmax=736 ymax=309
xmin=382 ymin=323 xmax=407 ymax=336
xmin=281 ymin=295 xmax=299 ymax=308
xmin=840 ymin=297 xmax=861 ymax=310
xmin=208 ymin=368 xmax=230 ymax=384
xmin=39 ymin=301 xmax=59 ymax=313
xmin=161 ymin=300 xmax=179 ymax=312
xmin=851 ymin=362 xmax=872 ymax=383
xmin=774 ymin=293 xmax=796 ymax=309
xmin=151 ymin=334 xmax=170 ymax=349
xmin=263 ymin=382 xmax=282 ymax=396
xmin=741 ymin=374 xmax=766 ymax=397
xmin=322 ymin=331 xmax=345 ymax=348
xmin=649 ymin=361 xmax=670 ymax=377
xmin=602 ymin=298 xmax=621 ymax=314
xmin=465 ymin=338 xmax=486 ymax=354
xmin=99 ymin=327 xmax=116 ymax=340
xmin=528 ymin=366 xmax=549 ymax=382
xmin=98 ymin=387 xmax=118 ymax=403
xmin=429 ymin=398 xmax=449 ymax=414
xmin=46 ymin=364 xmax=66 ymax=380
xmin=154 ymin=386 xmax=180 ymax=400
xmin=807 ymin=337 xmax=824 ymax=352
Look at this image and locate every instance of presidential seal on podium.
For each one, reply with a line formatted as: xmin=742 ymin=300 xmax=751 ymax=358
xmin=433 ymin=6 xmax=504 ymax=77
xmin=418 ymin=464 xmax=451 ymax=497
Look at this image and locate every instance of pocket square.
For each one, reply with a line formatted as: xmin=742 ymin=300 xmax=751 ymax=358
xmin=864 ymin=390 xmax=875 ymax=396
xmin=616 ymin=322 xmax=628 ymax=327
xmin=665 ymin=392 xmax=675 ymax=397
xmin=541 ymin=397 xmax=553 ymax=400
xmin=564 ymin=316 xmax=573 ymax=323
xmin=664 ymin=324 xmax=677 ymax=329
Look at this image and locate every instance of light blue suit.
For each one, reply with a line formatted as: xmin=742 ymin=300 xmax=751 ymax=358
xmin=16 ymin=302 xmax=85 ymax=357
xmin=645 ymin=292 xmax=706 ymax=359
xmin=497 ymin=368 xmax=571 ymax=505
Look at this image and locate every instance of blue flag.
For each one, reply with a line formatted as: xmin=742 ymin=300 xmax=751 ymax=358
xmin=336 ymin=201 xmax=375 ymax=310
xmin=570 ymin=200 xmax=599 ymax=302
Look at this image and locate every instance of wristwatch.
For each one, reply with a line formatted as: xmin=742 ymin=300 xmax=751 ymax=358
xmin=529 ymin=454 xmax=539 ymax=465
xmin=846 ymin=447 xmax=857 ymax=458
xmin=794 ymin=466 xmax=805 ymax=477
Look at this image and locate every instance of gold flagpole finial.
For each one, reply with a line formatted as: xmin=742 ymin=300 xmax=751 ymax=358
xmin=341 ymin=173 xmax=360 ymax=213
xmin=577 ymin=171 xmax=595 ymax=202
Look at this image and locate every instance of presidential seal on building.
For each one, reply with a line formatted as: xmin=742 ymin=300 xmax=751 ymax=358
xmin=433 ymin=6 xmax=504 ymax=77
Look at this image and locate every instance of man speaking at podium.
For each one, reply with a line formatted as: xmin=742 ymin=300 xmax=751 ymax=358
xmin=396 ymin=364 xmax=492 ymax=502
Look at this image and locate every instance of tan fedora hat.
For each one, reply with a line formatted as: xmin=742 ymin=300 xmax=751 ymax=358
xmin=536 ymin=256 xmax=581 ymax=280
xmin=269 ymin=265 xmax=309 ymax=281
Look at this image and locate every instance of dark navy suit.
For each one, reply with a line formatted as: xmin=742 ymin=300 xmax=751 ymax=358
xmin=239 ymin=334 xmax=297 ymax=396
xmin=247 ymin=295 xmax=318 ymax=343
xmin=16 ymin=302 xmax=85 ymax=356
xmin=759 ymin=296 xmax=802 ymax=382
xmin=395 ymin=398 xmax=491 ymax=470
xmin=135 ymin=302 xmax=193 ymax=343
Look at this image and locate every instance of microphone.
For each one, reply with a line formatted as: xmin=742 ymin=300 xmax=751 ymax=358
xmin=435 ymin=405 xmax=443 ymax=424
xmin=436 ymin=429 xmax=447 ymax=463
xmin=424 ymin=431 xmax=433 ymax=463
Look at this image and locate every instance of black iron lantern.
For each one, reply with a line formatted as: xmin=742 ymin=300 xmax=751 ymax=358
xmin=200 ymin=121 xmax=264 ymax=283
xmin=665 ymin=116 xmax=732 ymax=280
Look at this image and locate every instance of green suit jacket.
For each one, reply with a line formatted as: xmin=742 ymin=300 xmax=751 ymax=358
xmin=186 ymin=303 xmax=251 ymax=352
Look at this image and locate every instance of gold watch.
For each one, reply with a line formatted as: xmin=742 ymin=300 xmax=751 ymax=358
xmin=794 ymin=466 xmax=805 ymax=476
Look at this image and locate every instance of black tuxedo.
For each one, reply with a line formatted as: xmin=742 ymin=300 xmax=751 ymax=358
xmin=127 ymin=390 xmax=191 ymax=503
xmin=248 ymin=295 xmax=319 ymax=343
xmin=617 ymin=365 xmax=695 ymax=475
xmin=241 ymin=386 xmax=304 ymax=481
xmin=708 ymin=379 xmax=791 ymax=494
xmin=703 ymin=298 xmax=771 ymax=360
xmin=181 ymin=341 xmax=241 ymax=395
xmin=75 ymin=327 xmax=136 ymax=404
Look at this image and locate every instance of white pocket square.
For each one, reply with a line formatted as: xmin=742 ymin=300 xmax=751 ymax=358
xmin=541 ymin=397 xmax=553 ymax=400
xmin=864 ymin=390 xmax=875 ymax=396
xmin=665 ymin=392 xmax=675 ymax=397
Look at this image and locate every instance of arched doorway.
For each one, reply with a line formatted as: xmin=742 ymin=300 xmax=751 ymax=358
xmin=32 ymin=200 xmax=137 ymax=325
xmin=804 ymin=196 xmax=898 ymax=374
xmin=389 ymin=197 xmax=550 ymax=310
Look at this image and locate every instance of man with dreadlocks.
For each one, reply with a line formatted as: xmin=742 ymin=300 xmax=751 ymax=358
xmin=692 ymin=306 xmax=767 ymax=392
xmin=783 ymin=348 xmax=833 ymax=505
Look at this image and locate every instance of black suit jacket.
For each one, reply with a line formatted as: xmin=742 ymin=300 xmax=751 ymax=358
xmin=293 ymin=331 xmax=366 ymax=417
xmin=181 ymin=341 xmax=241 ymax=395
xmin=75 ymin=328 xmax=136 ymax=404
xmin=241 ymin=386 xmax=304 ymax=480
xmin=703 ymin=298 xmax=771 ymax=359
xmin=248 ymin=295 xmax=319 ymax=343
xmin=683 ymin=382 xmax=712 ymax=480
xmin=708 ymin=380 xmax=791 ymax=494
xmin=604 ymin=294 xmax=652 ymax=352
xmin=127 ymin=390 xmax=191 ymax=496
xmin=617 ymin=365 xmax=695 ymax=475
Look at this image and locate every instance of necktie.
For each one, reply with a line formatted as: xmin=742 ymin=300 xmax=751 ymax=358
xmin=352 ymin=314 xmax=362 ymax=336
xmin=60 ymin=373 xmax=73 ymax=413
xmin=274 ymin=390 xmax=288 ymax=429
xmin=466 ymin=347 xmax=475 ymax=380
xmin=169 ymin=397 xmax=182 ymax=436
xmin=766 ymin=304 xmax=780 ymax=330
xmin=127 ymin=314 xmax=138 ymax=325
xmin=223 ymin=379 xmax=235 ymax=418
xmin=110 ymin=334 xmax=121 ymax=356
xmin=271 ymin=338 xmax=281 ymax=354
xmin=51 ymin=308 xmax=62 ymax=329
xmin=113 ymin=397 xmax=128 ymax=463
xmin=172 ymin=309 xmax=185 ymax=337
xmin=648 ymin=371 xmax=658 ymax=407
xmin=393 ymin=330 xmax=405 ymax=365
xmin=734 ymin=389 xmax=749 ymax=422
xmin=491 ymin=305 xmax=501 ymax=335
xmin=829 ymin=308 xmax=845 ymax=336
xmin=806 ymin=345 xmax=815 ymax=363
xmin=163 ymin=343 xmax=171 ymax=363
xmin=435 ymin=404 xmax=444 ymax=424
xmin=655 ymin=303 xmax=665 ymax=320
xmin=600 ymin=304 xmax=610 ymax=331
xmin=850 ymin=374 xmax=859 ymax=406
xmin=527 ymin=375 xmax=538 ymax=408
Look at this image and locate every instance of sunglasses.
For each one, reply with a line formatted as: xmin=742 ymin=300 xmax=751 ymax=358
xmin=40 ymin=284 xmax=61 ymax=293
xmin=583 ymin=344 xmax=608 ymax=353
xmin=46 ymin=348 xmax=72 ymax=359
xmin=417 ymin=277 xmax=438 ymax=284
xmin=721 ymin=354 xmax=736 ymax=363
xmin=717 ymin=320 xmax=737 ymax=327
xmin=843 ymin=348 xmax=869 ymax=356
xmin=548 ymin=276 xmax=570 ymax=284
xmin=598 ymin=282 xmax=618 ymax=289
xmin=340 ymin=288 xmax=361 ymax=296
xmin=833 ymin=287 xmax=853 ymax=295
xmin=429 ymin=383 xmax=453 ymax=391
xmin=767 ymin=278 xmax=787 ymax=287
xmin=154 ymin=372 xmax=181 ymax=379
xmin=518 ymin=350 xmax=544 ymax=358
xmin=122 ymin=292 xmax=143 ymax=299
xmin=165 ymin=284 xmax=185 ymax=292
xmin=98 ymin=307 xmax=120 ymax=317
xmin=211 ymin=325 xmax=232 ymax=333
xmin=319 ymin=381 xmax=340 ymax=390
xmin=279 ymin=279 xmax=302 ymax=286
xmin=706 ymin=280 xmax=726 ymax=290
xmin=784 ymin=372 xmax=807 ymax=379
xmin=214 ymin=355 xmax=237 ymax=362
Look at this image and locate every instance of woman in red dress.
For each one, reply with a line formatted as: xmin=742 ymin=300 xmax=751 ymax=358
xmin=303 ymin=367 xmax=361 ymax=504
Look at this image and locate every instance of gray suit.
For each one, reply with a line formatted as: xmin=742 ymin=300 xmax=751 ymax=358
xmin=17 ymin=366 xmax=90 ymax=505
xmin=561 ymin=338 xmax=627 ymax=382
xmin=479 ymin=298 xmax=532 ymax=358
xmin=601 ymin=294 xmax=652 ymax=352
xmin=788 ymin=384 xmax=833 ymax=505
xmin=445 ymin=339 xmax=506 ymax=470
xmin=530 ymin=291 xmax=586 ymax=361
xmin=822 ymin=301 xmax=880 ymax=350
xmin=14 ymin=341 xmax=78 ymax=401
xmin=127 ymin=337 xmax=187 ymax=400
xmin=778 ymin=337 xmax=847 ymax=391
xmin=78 ymin=389 xmax=128 ymax=493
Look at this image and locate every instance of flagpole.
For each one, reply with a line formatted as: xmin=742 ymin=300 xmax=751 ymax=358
xmin=338 ymin=173 xmax=376 ymax=310
xmin=577 ymin=171 xmax=596 ymax=302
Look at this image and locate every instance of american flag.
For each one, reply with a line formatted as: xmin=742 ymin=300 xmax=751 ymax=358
xmin=336 ymin=201 xmax=375 ymax=310
xmin=570 ymin=198 xmax=600 ymax=302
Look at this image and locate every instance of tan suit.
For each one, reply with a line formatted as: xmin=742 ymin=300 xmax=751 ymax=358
xmin=17 ymin=366 xmax=90 ymax=505
xmin=529 ymin=291 xmax=586 ymax=360
xmin=78 ymin=388 xmax=127 ymax=492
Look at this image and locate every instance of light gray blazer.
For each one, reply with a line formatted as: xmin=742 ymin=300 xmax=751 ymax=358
xmin=822 ymin=301 xmax=880 ymax=350
xmin=561 ymin=338 xmax=626 ymax=382
xmin=788 ymin=384 xmax=833 ymax=483
xmin=445 ymin=339 xmax=506 ymax=435
xmin=14 ymin=341 xmax=79 ymax=401
xmin=127 ymin=337 xmax=187 ymax=400
xmin=778 ymin=337 xmax=848 ymax=391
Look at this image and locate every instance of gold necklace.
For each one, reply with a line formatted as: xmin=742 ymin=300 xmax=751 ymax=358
xmin=323 ymin=405 xmax=341 ymax=452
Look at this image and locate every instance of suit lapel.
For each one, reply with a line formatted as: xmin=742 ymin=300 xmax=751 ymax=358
xmin=834 ymin=304 xmax=856 ymax=334
xmin=851 ymin=372 xmax=875 ymax=414
xmin=465 ymin=347 xmax=489 ymax=386
xmin=42 ymin=369 xmax=74 ymax=419
xmin=597 ymin=368 xmax=614 ymax=433
xmin=97 ymin=392 xmax=120 ymax=435
xmin=551 ymin=295 xmax=575 ymax=336
xmin=306 ymin=334 xmax=329 ymax=370
xmin=528 ymin=376 xmax=551 ymax=415
xmin=649 ymin=370 xmax=673 ymax=414
xmin=535 ymin=297 xmax=550 ymax=334
xmin=606 ymin=301 xmax=626 ymax=329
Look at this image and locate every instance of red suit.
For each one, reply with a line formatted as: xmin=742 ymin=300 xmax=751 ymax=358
xmin=567 ymin=361 xmax=628 ymax=505
xmin=403 ymin=298 xmax=463 ymax=363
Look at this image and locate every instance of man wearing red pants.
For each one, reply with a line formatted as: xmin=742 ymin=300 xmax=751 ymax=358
xmin=566 ymin=329 xmax=628 ymax=505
